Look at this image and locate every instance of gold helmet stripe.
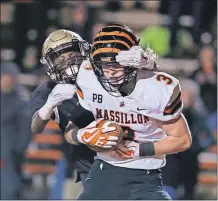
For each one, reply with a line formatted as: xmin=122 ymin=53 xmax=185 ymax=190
xmin=96 ymin=31 xmax=136 ymax=46
xmin=92 ymin=48 xmax=120 ymax=57
xmin=92 ymin=40 xmax=131 ymax=49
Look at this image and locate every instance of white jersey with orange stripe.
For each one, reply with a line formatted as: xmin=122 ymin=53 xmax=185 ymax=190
xmin=76 ymin=60 xmax=183 ymax=170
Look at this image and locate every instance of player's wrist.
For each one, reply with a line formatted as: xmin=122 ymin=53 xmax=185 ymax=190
xmin=73 ymin=129 xmax=85 ymax=144
xmin=139 ymin=142 xmax=155 ymax=157
xmin=38 ymin=103 xmax=54 ymax=120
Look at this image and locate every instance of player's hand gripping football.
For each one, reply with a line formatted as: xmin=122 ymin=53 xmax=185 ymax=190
xmin=116 ymin=46 xmax=158 ymax=70
xmin=39 ymin=84 xmax=76 ymax=120
xmin=114 ymin=140 xmax=140 ymax=159
xmin=77 ymin=119 xmax=120 ymax=149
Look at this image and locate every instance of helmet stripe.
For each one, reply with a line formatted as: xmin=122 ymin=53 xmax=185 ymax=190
xmin=92 ymin=40 xmax=131 ymax=49
xmin=92 ymin=48 xmax=120 ymax=57
xmin=92 ymin=42 xmax=129 ymax=54
xmin=102 ymin=25 xmax=138 ymax=43
xmin=94 ymin=35 xmax=134 ymax=47
xmin=96 ymin=31 xmax=136 ymax=46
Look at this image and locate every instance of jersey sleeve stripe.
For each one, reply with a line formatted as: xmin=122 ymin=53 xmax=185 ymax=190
xmin=76 ymin=88 xmax=84 ymax=99
xmin=165 ymin=92 xmax=181 ymax=110
xmin=164 ymin=100 xmax=182 ymax=116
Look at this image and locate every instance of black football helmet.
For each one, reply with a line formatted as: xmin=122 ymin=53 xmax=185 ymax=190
xmin=90 ymin=23 xmax=140 ymax=96
xmin=40 ymin=29 xmax=90 ymax=83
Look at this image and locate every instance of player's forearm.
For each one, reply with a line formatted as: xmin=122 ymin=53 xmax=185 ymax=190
xmin=139 ymin=114 xmax=192 ymax=156
xmin=154 ymin=114 xmax=192 ymax=155
xmin=139 ymin=133 xmax=191 ymax=157
xmin=153 ymin=135 xmax=191 ymax=155
xmin=31 ymin=111 xmax=49 ymax=134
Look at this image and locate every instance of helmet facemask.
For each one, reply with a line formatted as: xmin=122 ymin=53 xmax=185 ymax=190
xmin=91 ymin=51 xmax=137 ymax=96
xmin=41 ymin=40 xmax=89 ymax=83
xmin=90 ymin=23 xmax=140 ymax=96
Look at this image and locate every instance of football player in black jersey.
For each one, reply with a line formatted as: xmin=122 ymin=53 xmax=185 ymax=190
xmin=30 ymin=29 xmax=96 ymax=185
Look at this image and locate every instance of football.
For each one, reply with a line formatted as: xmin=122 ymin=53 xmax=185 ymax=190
xmin=87 ymin=119 xmax=123 ymax=152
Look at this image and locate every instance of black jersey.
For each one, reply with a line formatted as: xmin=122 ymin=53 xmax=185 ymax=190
xmin=30 ymin=80 xmax=96 ymax=175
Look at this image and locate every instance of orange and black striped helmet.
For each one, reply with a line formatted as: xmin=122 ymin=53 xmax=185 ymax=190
xmin=90 ymin=23 xmax=139 ymax=95
xmin=91 ymin=23 xmax=139 ymax=60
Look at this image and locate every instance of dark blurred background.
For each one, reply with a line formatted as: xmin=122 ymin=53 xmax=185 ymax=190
xmin=0 ymin=0 xmax=217 ymax=200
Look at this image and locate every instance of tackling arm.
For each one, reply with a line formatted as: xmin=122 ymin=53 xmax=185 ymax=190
xmin=64 ymin=121 xmax=79 ymax=145
xmin=65 ymin=80 xmax=120 ymax=148
xmin=64 ymin=117 xmax=118 ymax=148
xmin=30 ymin=83 xmax=76 ymax=134
xmin=64 ymin=89 xmax=118 ymax=148
xmin=30 ymin=83 xmax=52 ymax=135
xmin=31 ymin=111 xmax=50 ymax=134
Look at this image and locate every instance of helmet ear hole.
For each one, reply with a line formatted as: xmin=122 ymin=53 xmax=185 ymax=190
xmin=40 ymin=57 xmax=46 ymax=65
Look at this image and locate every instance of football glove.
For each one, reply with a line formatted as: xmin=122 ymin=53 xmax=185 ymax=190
xmin=114 ymin=140 xmax=140 ymax=159
xmin=116 ymin=46 xmax=158 ymax=70
xmin=77 ymin=119 xmax=118 ymax=148
xmin=39 ymin=84 xmax=76 ymax=120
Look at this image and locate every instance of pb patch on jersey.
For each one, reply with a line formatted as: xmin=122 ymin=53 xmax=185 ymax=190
xmin=93 ymin=93 xmax=103 ymax=103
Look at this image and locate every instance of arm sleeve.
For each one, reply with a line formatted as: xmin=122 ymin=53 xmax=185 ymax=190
xmin=57 ymin=98 xmax=95 ymax=131
xmin=70 ymin=104 xmax=95 ymax=129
